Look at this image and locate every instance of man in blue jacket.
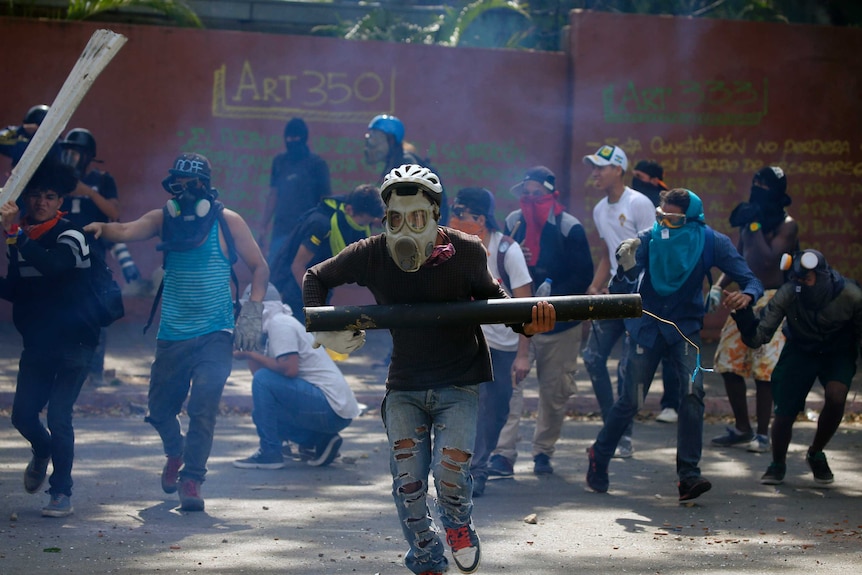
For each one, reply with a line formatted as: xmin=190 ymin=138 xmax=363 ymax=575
xmin=586 ymin=188 xmax=763 ymax=501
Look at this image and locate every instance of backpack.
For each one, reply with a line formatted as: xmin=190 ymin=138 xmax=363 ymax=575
xmin=89 ymin=247 xmax=125 ymax=327
xmin=143 ymin=206 xmax=240 ymax=334
xmin=496 ymin=235 xmax=515 ymax=295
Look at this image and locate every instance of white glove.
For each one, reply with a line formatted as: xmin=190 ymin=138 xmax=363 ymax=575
xmin=312 ymin=330 xmax=366 ymax=354
xmin=615 ymin=238 xmax=641 ymax=272
xmin=705 ymin=284 xmax=722 ymax=313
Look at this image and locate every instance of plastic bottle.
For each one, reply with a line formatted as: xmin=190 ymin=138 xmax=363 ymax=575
xmin=535 ymin=277 xmax=553 ymax=297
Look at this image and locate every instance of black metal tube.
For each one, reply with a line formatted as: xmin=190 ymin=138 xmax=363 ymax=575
xmin=305 ymin=294 xmax=642 ymax=331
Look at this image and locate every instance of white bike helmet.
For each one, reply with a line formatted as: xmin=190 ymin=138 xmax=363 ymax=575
xmin=381 ymin=164 xmax=443 ymax=206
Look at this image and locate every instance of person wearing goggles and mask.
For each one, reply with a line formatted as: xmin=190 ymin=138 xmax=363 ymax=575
xmin=710 ymin=166 xmax=799 ymax=454
xmin=303 ymin=164 xmax=556 ymax=575
xmin=587 ymin=188 xmax=763 ymax=502
xmin=731 ymin=250 xmax=862 ymax=486
xmin=84 ymin=152 xmax=269 ymax=513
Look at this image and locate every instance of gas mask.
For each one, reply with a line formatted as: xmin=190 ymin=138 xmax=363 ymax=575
xmin=164 ymin=179 xmax=213 ymax=219
xmin=384 ymin=191 xmax=439 ymax=272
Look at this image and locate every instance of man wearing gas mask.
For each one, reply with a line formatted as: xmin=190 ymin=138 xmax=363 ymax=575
xmin=260 ymin=117 xmax=331 ymax=263
xmin=587 ymin=188 xmax=762 ymax=502
xmin=731 ymin=250 xmax=862 ymax=486
xmin=303 ymin=164 xmax=556 ymax=575
xmin=84 ymin=153 xmax=269 ymax=512
xmin=710 ymin=166 xmax=799 ymax=454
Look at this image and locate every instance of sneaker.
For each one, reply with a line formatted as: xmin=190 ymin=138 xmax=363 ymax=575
xmin=586 ymin=445 xmax=609 ymax=493
xmin=487 ymin=454 xmax=514 ymax=477
xmin=806 ymin=450 xmax=834 ymax=484
xmin=233 ymin=449 xmax=285 ymax=469
xmin=307 ymin=434 xmax=343 ymax=467
xmin=613 ymin=436 xmax=634 ymax=459
xmin=472 ymin=474 xmax=487 ymax=498
xmin=178 ymin=478 xmax=205 ymax=512
xmin=161 ymin=455 xmax=183 ymax=494
xmin=678 ymin=476 xmax=712 ymax=501
xmin=760 ymin=461 xmax=786 ymax=485
xmin=445 ymin=521 xmax=481 ymax=573
xmin=41 ymin=493 xmax=73 ymax=518
xmin=711 ymin=426 xmax=754 ymax=447
xmin=533 ymin=453 xmax=553 ymax=475
xmin=24 ymin=451 xmax=50 ymax=494
xmin=656 ymin=407 xmax=678 ymax=423
xmin=747 ymin=434 xmax=770 ymax=453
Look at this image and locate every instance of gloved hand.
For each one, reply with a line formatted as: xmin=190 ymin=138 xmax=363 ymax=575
xmin=234 ymin=300 xmax=263 ymax=351
xmin=313 ymin=330 xmax=366 ymax=355
xmin=731 ymin=305 xmax=758 ymax=340
xmin=615 ymin=238 xmax=641 ymax=272
xmin=728 ymin=202 xmax=762 ymax=228
xmin=705 ymin=284 xmax=722 ymax=313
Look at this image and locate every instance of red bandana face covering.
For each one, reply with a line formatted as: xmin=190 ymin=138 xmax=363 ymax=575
xmin=519 ymin=193 xmax=563 ymax=266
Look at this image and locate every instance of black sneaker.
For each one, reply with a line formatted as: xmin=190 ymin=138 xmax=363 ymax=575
xmin=24 ymin=451 xmax=50 ymax=494
xmin=678 ymin=476 xmax=712 ymax=501
xmin=533 ymin=453 xmax=553 ymax=475
xmin=586 ymin=445 xmax=609 ymax=493
xmin=233 ymin=449 xmax=285 ymax=469
xmin=806 ymin=450 xmax=834 ymax=484
xmin=486 ymin=454 xmax=514 ymax=477
xmin=307 ymin=435 xmax=343 ymax=467
xmin=760 ymin=461 xmax=786 ymax=485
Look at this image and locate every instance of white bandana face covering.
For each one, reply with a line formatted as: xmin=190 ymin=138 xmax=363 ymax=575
xmin=384 ymin=191 xmax=438 ymax=272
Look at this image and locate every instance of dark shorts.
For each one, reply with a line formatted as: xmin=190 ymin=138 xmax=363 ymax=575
xmin=770 ymin=339 xmax=856 ymax=417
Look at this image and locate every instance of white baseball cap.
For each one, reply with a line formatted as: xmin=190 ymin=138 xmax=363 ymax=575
xmin=583 ymin=145 xmax=628 ymax=172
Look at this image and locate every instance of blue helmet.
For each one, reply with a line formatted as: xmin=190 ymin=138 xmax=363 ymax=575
xmin=368 ymin=114 xmax=404 ymax=145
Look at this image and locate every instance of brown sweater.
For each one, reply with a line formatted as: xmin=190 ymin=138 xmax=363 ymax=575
xmin=304 ymin=227 xmax=510 ymax=391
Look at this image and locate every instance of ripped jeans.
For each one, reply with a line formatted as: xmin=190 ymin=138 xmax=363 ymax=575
xmin=381 ymin=385 xmax=479 ymax=575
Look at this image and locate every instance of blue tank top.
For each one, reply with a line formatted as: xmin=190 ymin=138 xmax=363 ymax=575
xmin=158 ymin=220 xmax=234 ymax=341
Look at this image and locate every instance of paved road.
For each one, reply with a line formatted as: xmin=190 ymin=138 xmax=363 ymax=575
xmin=1 ymin=321 xmax=861 ymax=573
xmin=1 ymin=414 xmax=860 ymax=574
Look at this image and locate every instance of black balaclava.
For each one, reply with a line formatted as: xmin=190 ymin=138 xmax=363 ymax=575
xmin=750 ymin=166 xmax=791 ymax=233
xmin=793 ymin=250 xmax=843 ymax=311
xmin=284 ymin=117 xmax=310 ymax=161
xmin=631 ymin=178 xmax=664 ymax=207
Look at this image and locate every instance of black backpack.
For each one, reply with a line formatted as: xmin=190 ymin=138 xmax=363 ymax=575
xmin=89 ymin=247 xmax=125 ymax=327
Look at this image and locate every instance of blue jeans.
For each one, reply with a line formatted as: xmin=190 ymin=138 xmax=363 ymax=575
xmin=146 ymin=331 xmax=233 ymax=483
xmin=472 ymin=348 xmax=516 ymax=480
xmin=11 ymin=344 xmax=93 ymax=496
xmin=381 ymin=385 xmax=479 ymax=575
xmin=592 ymin=333 xmax=705 ymax=481
xmin=582 ymin=319 xmax=632 ymax=437
xmin=251 ymin=368 xmax=352 ymax=453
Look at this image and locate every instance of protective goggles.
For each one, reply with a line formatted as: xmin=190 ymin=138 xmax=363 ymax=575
xmin=386 ymin=208 xmax=431 ymax=233
xmin=655 ymin=207 xmax=687 ymax=229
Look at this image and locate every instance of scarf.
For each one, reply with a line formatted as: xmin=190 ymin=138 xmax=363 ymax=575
xmin=326 ymin=198 xmax=370 ymax=256
xmin=24 ymin=211 xmax=66 ymax=240
xmin=520 ymin=193 xmax=564 ymax=266
xmin=422 ymin=229 xmax=456 ymax=268
xmin=648 ymin=192 xmax=706 ymax=296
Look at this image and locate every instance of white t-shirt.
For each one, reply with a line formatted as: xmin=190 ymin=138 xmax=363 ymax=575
xmin=482 ymin=231 xmax=533 ymax=352
xmin=592 ymin=187 xmax=655 ymax=275
xmin=263 ymin=302 xmax=361 ymax=420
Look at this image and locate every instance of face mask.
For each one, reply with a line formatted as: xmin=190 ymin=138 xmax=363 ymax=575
xmin=631 ymin=178 xmax=662 ymax=203
xmin=749 ymin=185 xmax=782 ymax=209
xmin=364 ymin=131 xmax=389 ymax=165
xmin=798 ymin=272 xmax=833 ymax=310
xmin=166 ymin=180 xmax=212 ymax=219
xmin=449 ymin=207 xmax=485 ymax=239
xmin=385 ymin=192 xmax=438 ymax=272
